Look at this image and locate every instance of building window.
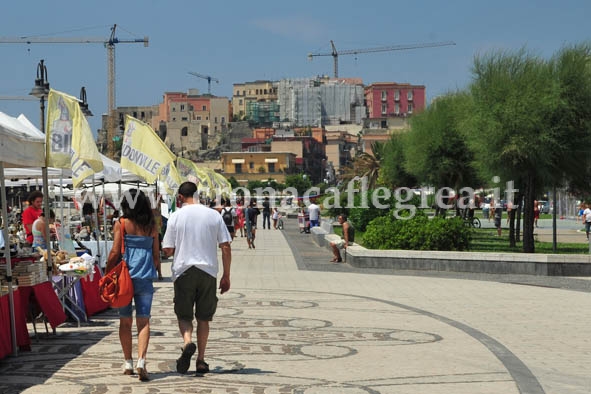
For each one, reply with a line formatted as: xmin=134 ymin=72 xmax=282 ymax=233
xmin=221 ymin=117 xmax=225 ymax=124
xmin=202 ymin=105 xmax=206 ymax=111
xmin=381 ymin=103 xmax=387 ymax=115
xmin=268 ymin=163 xmax=275 ymax=172
xmin=181 ymin=117 xmax=188 ymax=121
xmin=141 ymin=111 xmax=145 ymax=118
xmin=172 ymin=117 xmax=176 ymax=121
xmin=188 ymin=104 xmax=194 ymax=111
xmin=133 ymin=111 xmax=137 ymax=118
xmin=408 ymin=103 xmax=413 ymax=113
xmin=243 ymin=90 xmax=246 ymax=96
xmin=249 ymin=162 xmax=254 ymax=169
xmin=181 ymin=127 xmax=188 ymax=136
xmin=395 ymin=103 xmax=400 ymax=114
xmin=239 ymin=99 xmax=243 ymax=105
xmin=381 ymin=91 xmax=387 ymax=101
xmin=214 ymin=117 xmax=218 ymax=123
xmin=394 ymin=90 xmax=400 ymax=101
xmin=235 ymin=163 xmax=242 ymax=173
xmin=180 ymin=104 xmax=185 ymax=111
xmin=264 ymin=89 xmax=268 ymax=94
xmin=407 ymin=90 xmax=413 ymax=100
xmin=172 ymin=107 xmax=176 ymax=112
xmin=196 ymin=116 xmax=201 ymax=120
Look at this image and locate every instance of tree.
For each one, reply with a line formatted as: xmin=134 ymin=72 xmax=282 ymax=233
xmin=341 ymin=141 xmax=384 ymax=189
xmin=380 ymin=132 xmax=417 ymax=189
xmin=285 ymin=174 xmax=312 ymax=196
xmin=467 ymin=48 xmax=561 ymax=252
xmin=404 ymin=92 xmax=480 ymax=216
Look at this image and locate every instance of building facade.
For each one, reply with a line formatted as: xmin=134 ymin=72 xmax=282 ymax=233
xmin=364 ymin=82 xmax=425 ymax=119
xmin=232 ymin=80 xmax=278 ymax=121
xmin=221 ymin=151 xmax=296 ymax=184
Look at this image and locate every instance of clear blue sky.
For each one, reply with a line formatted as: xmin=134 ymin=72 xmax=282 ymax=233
xmin=0 ymin=0 xmax=589 ymax=136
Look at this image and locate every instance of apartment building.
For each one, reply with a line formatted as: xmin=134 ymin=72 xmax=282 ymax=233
xmin=232 ymin=80 xmax=277 ymax=121
xmin=364 ymin=82 xmax=425 ymax=120
xmin=220 ymin=151 xmax=296 ymax=184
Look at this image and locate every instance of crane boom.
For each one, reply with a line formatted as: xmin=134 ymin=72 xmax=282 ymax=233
xmin=308 ymin=40 xmax=456 ymax=78
xmin=0 ymin=24 xmax=149 ymax=158
xmin=188 ymin=71 xmax=219 ymax=94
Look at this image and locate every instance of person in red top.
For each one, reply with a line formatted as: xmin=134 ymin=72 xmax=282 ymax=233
xmin=22 ymin=191 xmax=44 ymax=244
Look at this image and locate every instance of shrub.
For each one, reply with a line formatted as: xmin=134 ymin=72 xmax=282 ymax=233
xmin=363 ymin=212 xmax=471 ymax=251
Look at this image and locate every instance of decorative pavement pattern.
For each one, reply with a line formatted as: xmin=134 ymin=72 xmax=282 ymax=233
xmin=1 ymin=284 xmax=520 ymax=393
xmin=1 ymin=217 xmax=590 ymax=393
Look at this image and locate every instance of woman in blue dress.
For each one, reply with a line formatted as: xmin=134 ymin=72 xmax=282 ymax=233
xmin=106 ymin=189 xmax=160 ymax=381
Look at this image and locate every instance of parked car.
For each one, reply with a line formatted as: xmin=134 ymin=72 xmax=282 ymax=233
xmin=539 ymin=200 xmax=551 ymax=214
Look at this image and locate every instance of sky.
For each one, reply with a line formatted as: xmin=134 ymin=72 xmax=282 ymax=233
xmin=0 ymin=0 xmax=589 ymax=137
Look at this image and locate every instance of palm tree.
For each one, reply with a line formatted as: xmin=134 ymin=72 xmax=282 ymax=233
xmin=341 ymin=141 xmax=384 ymax=189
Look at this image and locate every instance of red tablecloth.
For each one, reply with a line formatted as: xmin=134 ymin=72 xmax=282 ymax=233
xmin=0 ymin=289 xmax=31 ymax=359
xmin=19 ymin=282 xmax=67 ymax=329
xmin=80 ymin=265 xmax=109 ymax=317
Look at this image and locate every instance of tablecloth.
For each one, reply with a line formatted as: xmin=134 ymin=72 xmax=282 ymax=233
xmin=0 ymin=289 xmax=31 ymax=359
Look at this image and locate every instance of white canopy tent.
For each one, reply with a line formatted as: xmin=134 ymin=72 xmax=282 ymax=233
xmin=0 ymin=112 xmax=46 ymax=357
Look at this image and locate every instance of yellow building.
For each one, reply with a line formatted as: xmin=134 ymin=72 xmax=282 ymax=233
xmin=221 ymin=151 xmax=296 ymax=184
xmin=232 ymin=81 xmax=277 ymax=120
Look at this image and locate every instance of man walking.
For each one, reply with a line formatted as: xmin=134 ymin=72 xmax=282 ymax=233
xmin=162 ymin=182 xmax=232 ymax=375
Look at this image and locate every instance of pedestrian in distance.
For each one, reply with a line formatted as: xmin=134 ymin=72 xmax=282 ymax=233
xmin=220 ymin=198 xmax=236 ymax=240
xmin=162 ymin=182 xmax=232 ymax=375
xmin=308 ymin=200 xmax=320 ymax=228
xmin=245 ymin=199 xmax=260 ymax=249
xmin=272 ymin=207 xmax=279 ymax=230
xmin=583 ymin=203 xmax=591 ymax=240
xmin=262 ymin=196 xmax=271 ymax=229
xmin=235 ymin=200 xmax=245 ymax=237
xmin=106 ymin=189 xmax=161 ymax=382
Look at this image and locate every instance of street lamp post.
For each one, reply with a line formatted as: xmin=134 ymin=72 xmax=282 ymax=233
xmin=29 ymin=60 xmax=53 ymax=277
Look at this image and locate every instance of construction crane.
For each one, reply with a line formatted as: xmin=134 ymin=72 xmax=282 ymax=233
xmin=308 ymin=40 xmax=456 ymax=78
xmin=188 ymin=72 xmax=219 ymax=95
xmin=0 ymin=24 xmax=149 ymax=158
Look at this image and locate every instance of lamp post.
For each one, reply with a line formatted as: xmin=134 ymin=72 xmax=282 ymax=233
xmin=29 ymin=59 xmax=53 ymax=277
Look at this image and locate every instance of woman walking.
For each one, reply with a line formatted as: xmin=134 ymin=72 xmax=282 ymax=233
xmin=106 ymin=189 xmax=160 ymax=381
xmin=235 ymin=200 xmax=245 ymax=237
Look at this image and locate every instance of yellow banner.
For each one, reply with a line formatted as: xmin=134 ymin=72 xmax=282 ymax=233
xmin=121 ymin=115 xmax=175 ymax=183
xmin=176 ymin=157 xmax=201 ymax=185
xmin=160 ymin=161 xmax=182 ymax=196
xmin=46 ymin=89 xmax=103 ymax=187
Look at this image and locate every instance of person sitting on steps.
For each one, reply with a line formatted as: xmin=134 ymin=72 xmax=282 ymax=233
xmin=330 ymin=214 xmax=354 ymax=263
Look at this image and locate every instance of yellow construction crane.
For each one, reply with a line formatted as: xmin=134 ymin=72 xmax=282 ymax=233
xmin=188 ymin=72 xmax=219 ymax=95
xmin=0 ymin=24 xmax=149 ymax=158
xmin=308 ymin=40 xmax=456 ymax=78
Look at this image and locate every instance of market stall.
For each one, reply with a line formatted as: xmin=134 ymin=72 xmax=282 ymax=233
xmin=0 ymin=111 xmax=47 ymax=357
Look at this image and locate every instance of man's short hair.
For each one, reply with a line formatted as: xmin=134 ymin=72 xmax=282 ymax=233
xmin=339 ymin=214 xmax=348 ymax=222
xmin=178 ymin=182 xmax=198 ymax=198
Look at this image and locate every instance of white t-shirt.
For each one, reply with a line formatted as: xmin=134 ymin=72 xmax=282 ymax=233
xmin=584 ymin=208 xmax=591 ymax=223
xmin=162 ymin=203 xmax=232 ymax=281
xmin=308 ymin=203 xmax=320 ymax=221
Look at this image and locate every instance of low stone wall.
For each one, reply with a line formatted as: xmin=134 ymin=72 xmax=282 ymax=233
xmin=310 ymin=222 xmax=591 ymax=276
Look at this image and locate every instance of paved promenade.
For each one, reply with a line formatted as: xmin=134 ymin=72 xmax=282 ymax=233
xmin=1 ymin=217 xmax=591 ymax=393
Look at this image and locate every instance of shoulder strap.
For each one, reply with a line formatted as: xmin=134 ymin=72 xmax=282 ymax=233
xmin=119 ymin=218 xmax=126 ymax=255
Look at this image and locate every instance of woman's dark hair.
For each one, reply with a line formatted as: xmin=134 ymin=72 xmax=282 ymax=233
xmin=27 ymin=190 xmax=43 ymax=204
xmin=120 ymin=189 xmax=155 ymax=233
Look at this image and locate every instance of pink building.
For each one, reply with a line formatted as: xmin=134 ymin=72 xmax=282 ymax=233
xmin=364 ymin=82 xmax=425 ymax=119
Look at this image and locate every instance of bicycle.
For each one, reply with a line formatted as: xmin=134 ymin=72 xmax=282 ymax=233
xmin=459 ymin=208 xmax=481 ymax=228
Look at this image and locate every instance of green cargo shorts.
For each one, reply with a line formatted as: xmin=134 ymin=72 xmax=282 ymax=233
xmin=173 ymin=266 xmax=218 ymax=322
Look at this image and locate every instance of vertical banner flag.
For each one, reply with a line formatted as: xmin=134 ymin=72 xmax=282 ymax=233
xmin=121 ymin=115 xmax=175 ymax=183
xmin=160 ymin=161 xmax=182 ymax=196
xmin=177 ymin=157 xmax=201 ymax=185
xmin=46 ymin=89 xmax=103 ymax=187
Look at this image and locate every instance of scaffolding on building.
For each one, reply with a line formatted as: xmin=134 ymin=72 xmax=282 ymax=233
xmin=246 ymin=101 xmax=280 ymax=125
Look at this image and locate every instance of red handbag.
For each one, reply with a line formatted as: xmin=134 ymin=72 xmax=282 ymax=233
xmin=99 ymin=218 xmax=134 ymax=308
